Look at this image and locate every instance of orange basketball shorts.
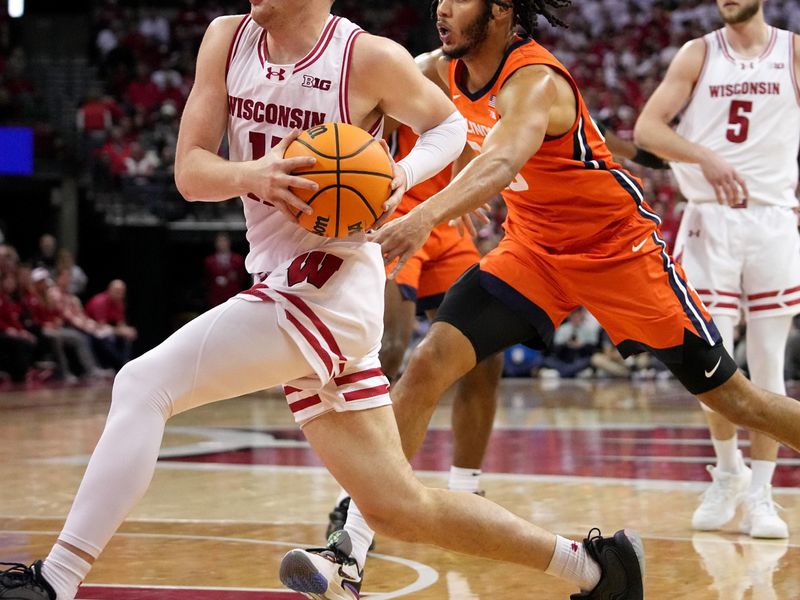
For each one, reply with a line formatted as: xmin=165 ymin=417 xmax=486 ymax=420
xmin=479 ymin=214 xmax=721 ymax=353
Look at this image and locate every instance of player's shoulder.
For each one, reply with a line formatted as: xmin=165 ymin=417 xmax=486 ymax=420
xmin=350 ymin=33 xmax=416 ymax=82
xmin=204 ymin=14 xmax=250 ymax=43
xmin=666 ymin=36 xmax=708 ymax=76
xmin=415 ymin=48 xmax=450 ymax=90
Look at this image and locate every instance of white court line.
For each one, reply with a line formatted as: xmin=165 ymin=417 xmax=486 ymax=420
xmin=0 ymin=530 xmax=438 ymax=599
xmin=16 ymin=458 xmax=800 ymax=495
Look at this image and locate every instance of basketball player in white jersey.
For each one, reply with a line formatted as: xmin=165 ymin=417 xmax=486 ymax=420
xmin=0 ymin=2 xmax=647 ymax=600
xmin=635 ymin=0 xmax=800 ymax=539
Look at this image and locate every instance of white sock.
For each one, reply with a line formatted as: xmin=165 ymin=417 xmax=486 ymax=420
xmin=343 ymin=500 xmax=374 ymax=571
xmin=750 ymin=460 xmax=776 ymax=493
xmin=448 ymin=466 xmax=481 ymax=493
xmin=41 ymin=544 xmax=92 ymax=600
xmin=545 ymin=535 xmax=602 ymax=592
xmin=712 ymin=436 xmax=740 ymax=473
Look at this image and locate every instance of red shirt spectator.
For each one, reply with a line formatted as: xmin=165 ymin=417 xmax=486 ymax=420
xmin=204 ymin=233 xmax=247 ymax=308
xmin=77 ymin=95 xmax=114 ymax=132
xmin=125 ymin=64 xmax=161 ymax=113
xmin=86 ymin=282 xmax=128 ymax=325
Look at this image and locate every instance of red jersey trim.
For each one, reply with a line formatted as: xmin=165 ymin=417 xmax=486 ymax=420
xmin=338 ymin=29 xmax=364 ymax=124
xmin=791 ymin=32 xmax=800 ymax=107
xmin=686 ymin=36 xmax=710 ymax=106
xmin=758 ymin=27 xmax=778 ymax=60
xmin=225 ymin=15 xmax=251 ymax=77
xmin=716 ymin=30 xmax=735 ymax=65
xmin=293 ymin=16 xmax=342 ymax=74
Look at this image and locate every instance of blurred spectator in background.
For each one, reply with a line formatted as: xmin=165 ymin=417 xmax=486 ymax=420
xmin=55 ymin=249 xmax=89 ymax=297
xmin=32 ymin=234 xmax=58 ymax=274
xmin=52 ymin=270 xmax=116 ymax=374
xmin=0 ymin=244 xmax=19 ymax=278
xmin=23 ymin=268 xmax=104 ymax=383
xmin=86 ymin=279 xmax=137 ymax=366
xmin=0 ymin=271 xmax=37 ymax=383
xmin=537 ymin=309 xmax=601 ymax=379
xmin=203 ymin=232 xmax=247 ymax=308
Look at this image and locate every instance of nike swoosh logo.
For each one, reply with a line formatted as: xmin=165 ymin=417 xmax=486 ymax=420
xmin=632 ymin=237 xmax=649 ymax=252
xmin=452 ymin=94 xmax=462 ymax=99
xmin=705 ymin=357 xmax=722 ymax=378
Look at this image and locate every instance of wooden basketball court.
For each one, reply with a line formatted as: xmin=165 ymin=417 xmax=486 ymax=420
xmin=1 ymin=378 xmax=798 ymax=598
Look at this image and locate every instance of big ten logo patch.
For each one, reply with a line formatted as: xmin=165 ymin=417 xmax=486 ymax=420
xmin=302 ymin=75 xmax=332 ymax=91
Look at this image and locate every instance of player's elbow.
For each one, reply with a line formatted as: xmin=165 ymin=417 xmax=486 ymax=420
xmin=632 ymin=118 xmax=655 ymax=149
xmin=488 ymin=154 xmax=521 ymax=191
xmin=174 ymin=164 xmax=200 ymax=202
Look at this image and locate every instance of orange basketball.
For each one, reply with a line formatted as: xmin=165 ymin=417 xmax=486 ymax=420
xmin=284 ymin=122 xmax=393 ymax=238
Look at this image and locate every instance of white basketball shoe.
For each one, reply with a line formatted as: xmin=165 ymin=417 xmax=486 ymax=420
xmin=739 ymin=485 xmax=789 ymax=539
xmin=692 ymin=451 xmax=751 ymax=531
xmin=279 ymin=530 xmax=362 ymax=599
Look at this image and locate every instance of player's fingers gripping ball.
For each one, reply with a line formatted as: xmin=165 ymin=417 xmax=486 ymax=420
xmin=284 ymin=122 xmax=393 ymax=238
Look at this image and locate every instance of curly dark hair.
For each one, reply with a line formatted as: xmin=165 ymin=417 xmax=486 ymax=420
xmin=431 ymin=0 xmax=570 ymax=34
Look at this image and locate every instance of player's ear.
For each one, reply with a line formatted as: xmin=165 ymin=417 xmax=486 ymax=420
xmin=491 ymin=1 xmax=514 ymax=24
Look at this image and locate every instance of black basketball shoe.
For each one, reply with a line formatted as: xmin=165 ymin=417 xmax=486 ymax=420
xmin=0 ymin=561 xmax=56 ymax=599
xmin=280 ymin=530 xmax=362 ymax=599
xmin=326 ymin=497 xmax=374 ymax=551
xmin=570 ymin=529 xmax=645 ymax=600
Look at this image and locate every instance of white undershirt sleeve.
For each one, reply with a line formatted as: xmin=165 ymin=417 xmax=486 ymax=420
xmin=396 ymin=110 xmax=467 ymax=190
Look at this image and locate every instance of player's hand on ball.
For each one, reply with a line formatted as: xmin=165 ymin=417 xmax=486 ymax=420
xmin=372 ymin=139 xmax=407 ymax=229
xmin=248 ymin=129 xmax=318 ymax=219
xmin=698 ymin=148 xmax=749 ymax=207
xmin=371 ymin=207 xmax=433 ymax=278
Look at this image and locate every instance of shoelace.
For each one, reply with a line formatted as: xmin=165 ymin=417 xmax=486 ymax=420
xmin=750 ymin=495 xmax=784 ymax=516
xmin=0 ymin=562 xmax=36 ymax=588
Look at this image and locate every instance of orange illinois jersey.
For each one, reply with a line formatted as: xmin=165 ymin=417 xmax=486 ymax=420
xmin=392 ymin=124 xmax=453 ymax=216
xmin=449 ymin=38 xmax=659 ymax=252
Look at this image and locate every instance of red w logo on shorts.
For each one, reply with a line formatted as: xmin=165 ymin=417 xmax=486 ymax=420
xmin=287 ymin=251 xmax=344 ymax=289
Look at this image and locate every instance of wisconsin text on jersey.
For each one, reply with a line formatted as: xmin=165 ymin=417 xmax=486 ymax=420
xmin=709 ymin=81 xmax=781 ymax=97
xmin=227 ymin=95 xmax=327 ymax=129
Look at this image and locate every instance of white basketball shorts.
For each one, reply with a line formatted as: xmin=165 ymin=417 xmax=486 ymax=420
xmin=673 ymin=202 xmax=800 ymax=320
xmin=236 ymin=241 xmax=391 ymax=424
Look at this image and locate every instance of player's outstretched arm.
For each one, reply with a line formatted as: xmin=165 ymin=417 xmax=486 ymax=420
xmin=174 ymin=16 xmax=317 ymax=212
xmin=634 ymin=38 xmax=748 ymax=205
xmin=352 ymin=35 xmax=465 ymax=223
xmin=373 ymin=64 xmax=558 ymax=273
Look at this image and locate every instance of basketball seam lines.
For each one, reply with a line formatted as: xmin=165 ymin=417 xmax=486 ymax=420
xmin=292 ymin=137 xmax=377 ymax=161
xmin=335 ymin=122 xmax=341 ymax=237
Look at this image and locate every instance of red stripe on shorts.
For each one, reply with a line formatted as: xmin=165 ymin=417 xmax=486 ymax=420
xmin=343 ymin=384 xmax=390 ymax=402
xmin=283 ymin=310 xmax=334 ymax=376
xmin=334 ymin=368 xmax=385 ymax=386
xmin=290 ymin=394 xmax=322 ymax=413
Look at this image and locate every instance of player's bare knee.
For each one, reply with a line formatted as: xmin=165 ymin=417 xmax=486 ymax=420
xmin=356 ymin=487 xmax=429 ymax=542
xmin=699 ymin=376 xmax=765 ymax=430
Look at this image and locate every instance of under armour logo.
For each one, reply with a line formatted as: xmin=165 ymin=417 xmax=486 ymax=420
xmin=265 ymin=67 xmax=286 ymax=81
xmin=688 ymin=229 xmax=700 ymax=237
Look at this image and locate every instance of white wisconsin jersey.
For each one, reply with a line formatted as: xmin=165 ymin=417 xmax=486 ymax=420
xmin=226 ymin=14 xmax=384 ymax=274
xmin=672 ymin=27 xmax=800 ymax=207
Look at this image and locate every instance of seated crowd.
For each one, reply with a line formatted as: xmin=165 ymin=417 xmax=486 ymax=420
xmin=0 ymin=234 xmax=137 ymax=387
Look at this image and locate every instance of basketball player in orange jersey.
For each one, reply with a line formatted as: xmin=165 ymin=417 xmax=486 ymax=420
xmin=325 ymin=119 xmax=503 ymax=539
xmin=634 ymin=0 xmax=800 ymax=539
xmin=365 ymin=0 xmax=800 ymax=594
xmin=0 ymin=2 xmax=646 ymax=600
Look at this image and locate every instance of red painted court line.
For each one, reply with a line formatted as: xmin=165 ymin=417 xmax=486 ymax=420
xmin=78 ymin=587 xmax=299 ymax=599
